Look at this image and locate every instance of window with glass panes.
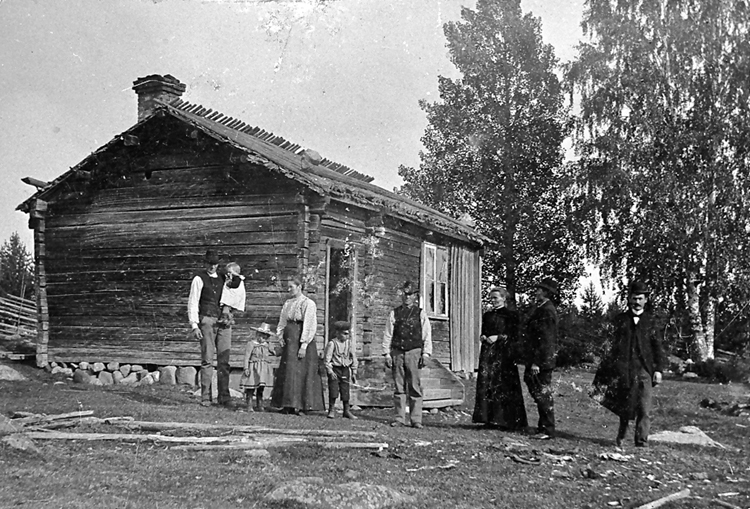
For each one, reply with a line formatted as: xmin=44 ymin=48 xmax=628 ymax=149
xmin=422 ymin=242 xmax=449 ymax=318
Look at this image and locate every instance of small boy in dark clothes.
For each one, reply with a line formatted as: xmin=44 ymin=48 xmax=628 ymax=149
xmin=324 ymin=321 xmax=358 ymax=419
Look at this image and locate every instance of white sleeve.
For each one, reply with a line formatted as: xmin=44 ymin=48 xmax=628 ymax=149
xmin=382 ymin=310 xmax=395 ymax=354
xmin=187 ymin=276 xmax=203 ymax=327
xmin=300 ymin=297 xmax=318 ymax=346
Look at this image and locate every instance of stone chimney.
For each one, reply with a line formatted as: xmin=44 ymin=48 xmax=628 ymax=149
xmin=132 ymin=74 xmax=186 ymax=121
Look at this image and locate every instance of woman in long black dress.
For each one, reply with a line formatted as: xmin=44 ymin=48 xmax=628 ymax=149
xmin=473 ymin=287 xmax=528 ymax=430
xmin=270 ymin=275 xmax=325 ymax=414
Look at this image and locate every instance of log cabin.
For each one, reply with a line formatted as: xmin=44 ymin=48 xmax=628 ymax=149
xmin=17 ymin=74 xmax=488 ymax=407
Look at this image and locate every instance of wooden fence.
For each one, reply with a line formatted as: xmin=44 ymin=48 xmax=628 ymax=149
xmin=0 ymin=293 xmax=36 ymax=339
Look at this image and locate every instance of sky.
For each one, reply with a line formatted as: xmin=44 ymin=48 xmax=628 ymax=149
xmin=0 ymin=0 xmax=587 ymax=285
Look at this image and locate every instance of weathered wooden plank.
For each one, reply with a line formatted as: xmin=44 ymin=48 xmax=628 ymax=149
xmin=47 ymin=231 xmax=298 ymax=250
xmin=47 ymin=207 xmax=297 ymax=228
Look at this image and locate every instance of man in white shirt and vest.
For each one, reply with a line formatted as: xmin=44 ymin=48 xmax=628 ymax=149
xmin=383 ymin=281 xmax=432 ymax=428
xmin=187 ymin=249 xmax=233 ymax=407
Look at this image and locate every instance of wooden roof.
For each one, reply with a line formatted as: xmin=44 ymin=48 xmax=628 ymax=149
xmin=18 ymin=101 xmax=488 ymax=246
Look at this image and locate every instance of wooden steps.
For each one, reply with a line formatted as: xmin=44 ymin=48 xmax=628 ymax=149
xmin=351 ymin=356 xmax=465 ymax=408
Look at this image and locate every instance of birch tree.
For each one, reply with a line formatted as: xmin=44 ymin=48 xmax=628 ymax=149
xmin=568 ymin=0 xmax=750 ymax=360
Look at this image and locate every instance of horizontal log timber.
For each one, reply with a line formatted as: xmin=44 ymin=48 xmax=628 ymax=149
xmin=46 ymin=289 xmax=290 ymax=303
xmin=44 ymin=245 xmax=300 ymax=262
xmin=48 ymin=214 xmax=298 ymax=237
xmin=70 ymin=192 xmax=303 ymax=215
xmin=46 ymin=231 xmax=297 ymax=250
xmin=44 ymin=268 xmax=299 ymax=286
xmin=47 ymin=311 xmax=288 ymax=327
xmin=47 ymin=206 xmax=298 ymax=228
xmin=44 ymin=252 xmax=299 ymax=271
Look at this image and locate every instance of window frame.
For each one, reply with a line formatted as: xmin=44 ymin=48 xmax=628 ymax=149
xmin=421 ymin=242 xmax=449 ymax=319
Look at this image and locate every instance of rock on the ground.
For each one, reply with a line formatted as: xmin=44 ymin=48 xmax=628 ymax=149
xmin=138 ymin=374 xmax=154 ymax=386
xmin=151 ymin=371 xmax=160 ymax=383
xmin=176 ymin=366 xmax=197 ymax=386
xmin=159 ymin=366 xmax=177 ymax=385
xmin=98 ymin=371 xmax=114 ymax=385
xmin=0 ymin=415 xmax=18 ymax=435
xmin=120 ymin=372 xmax=139 ymax=385
xmin=136 ymin=369 xmax=149 ymax=381
xmin=92 ymin=362 xmax=105 ymax=373
xmin=107 ymin=361 xmax=119 ymax=372
xmin=131 ymin=364 xmax=144 ymax=374
xmin=264 ymin=477 xmax=416 ymax=509
xmin=650 ymin=426 xmax=728 ymax=449
xmin=72 ymin=369 xmax=93 ymax=384
xmin=1 ymin=434 xmax=41 ymax=454
xmin=51 ymin=366 xmax=66 ymax=375
xmin=112 ymin=371 xmax=124 ymax=384
xmin=79 ymin=362 xmax=90 ymax=370
xmin=0 ymin=363 xmax=27 ymax=381
xmin=120 ymin=365 xmax=132 ymax=377
xmin=682 ymin=372 xmax=699 ymax=379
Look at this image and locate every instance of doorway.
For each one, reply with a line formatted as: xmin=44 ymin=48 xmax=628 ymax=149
xmin=325 ymin=242 xmax=355 ymax=342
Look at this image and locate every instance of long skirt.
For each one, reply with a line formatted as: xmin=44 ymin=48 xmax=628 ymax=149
xmin=473 ymin=342 xmax=528 ymax=430
xmin=270 ymin=321 xmax=325 ymax=412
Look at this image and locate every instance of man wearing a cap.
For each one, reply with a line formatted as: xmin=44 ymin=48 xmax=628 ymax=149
xmin=382 ymin=281 xmax=432 ymax=428
xmin=187 ymin=249 xmax=233 ymax=408
xmin=524 ymin=278 xmax=559 ymax=438
xmin=592 ymin=281 xmax=664 ymax=447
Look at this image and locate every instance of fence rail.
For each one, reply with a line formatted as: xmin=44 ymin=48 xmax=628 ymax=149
xmin=0 ymin=294 xmax=36 ymax=338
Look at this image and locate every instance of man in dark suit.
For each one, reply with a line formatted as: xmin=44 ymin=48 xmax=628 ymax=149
xmin=523 ymin=278 xmax=559 ymax=438
xmin=592 ymin=281 xmax=664 ymax=447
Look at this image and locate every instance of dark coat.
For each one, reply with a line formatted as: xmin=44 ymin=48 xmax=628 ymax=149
xmin=525 ymin=299 xmax=558 ymax=370
xmin=591 ymin=310 xmax=665 ymax=417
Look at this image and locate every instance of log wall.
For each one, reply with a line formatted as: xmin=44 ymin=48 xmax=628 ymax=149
xmin=39 ymin=133 xmax=304 ymax=367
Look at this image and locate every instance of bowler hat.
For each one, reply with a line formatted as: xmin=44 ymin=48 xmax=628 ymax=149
xmin=402 ymin=281 xmax=419 ymax=295
xmin=628 ymin=280 xmax=651 ymax=296
xmin=205 ymin=249 xmax=220 ymax=265
xmin=536 ymin=277 xmax=558 ymax=296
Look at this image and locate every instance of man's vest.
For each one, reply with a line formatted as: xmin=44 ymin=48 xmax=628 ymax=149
xmin=197 ymin=272 xmax=223 ymax=318
xmin=392 ymin=304 xmax=423 ymax=351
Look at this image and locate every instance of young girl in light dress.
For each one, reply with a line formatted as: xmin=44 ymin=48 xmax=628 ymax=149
xmin=239 ymin=323 xmax=279 ymax=412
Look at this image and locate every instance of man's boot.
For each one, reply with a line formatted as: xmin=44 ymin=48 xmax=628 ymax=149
xmin=245 ymin=392 xmax=254 ymax=412
xmin=343 ymin=402 xmax=357 ymax=420
xmin=255 ymin=391 xmax=264 ymax=412
xmin=327 ymin=398 xmax=337 ymax=419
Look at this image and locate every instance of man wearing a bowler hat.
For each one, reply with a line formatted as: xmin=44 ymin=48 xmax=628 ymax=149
xmin=524 ymin=277 xmax=559 ymax=438
xmin=187 ymin=249 xmax=233 ymax=408
xmin=592 ymin=281 xmax=664 ymax=447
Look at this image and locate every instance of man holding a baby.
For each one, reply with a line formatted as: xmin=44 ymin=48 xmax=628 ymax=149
xmin=187 ymin=249 xmax=246 ymax=408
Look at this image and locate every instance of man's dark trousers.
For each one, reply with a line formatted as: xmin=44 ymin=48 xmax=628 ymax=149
xmin=524 ymin=368 xmax=555 ymax=436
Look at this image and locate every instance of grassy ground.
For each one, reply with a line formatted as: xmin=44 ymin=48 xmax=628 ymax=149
xmin=1 ymin=361 xmax=748 ymax=509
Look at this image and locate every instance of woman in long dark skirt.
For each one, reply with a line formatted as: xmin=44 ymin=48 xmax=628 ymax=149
xmin=473 ymin=287 xmax=528 ymax=430
xmin=270 ymin=275 xmax=325 ymax=414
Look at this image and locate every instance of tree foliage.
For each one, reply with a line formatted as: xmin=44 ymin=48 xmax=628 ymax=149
xmin=398 ymin=0 xmax=584 ymax=301
xmin=567 ymin=0 xmax=750 ymax=359
xmin=0 ymin=232 xmax=34 ymax=300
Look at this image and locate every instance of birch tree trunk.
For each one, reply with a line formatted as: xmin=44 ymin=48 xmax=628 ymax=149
xmin=703 ymin=296 xmax=716 ymax=360
xmin=686 ymin=277 xmax=709 ymax=361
